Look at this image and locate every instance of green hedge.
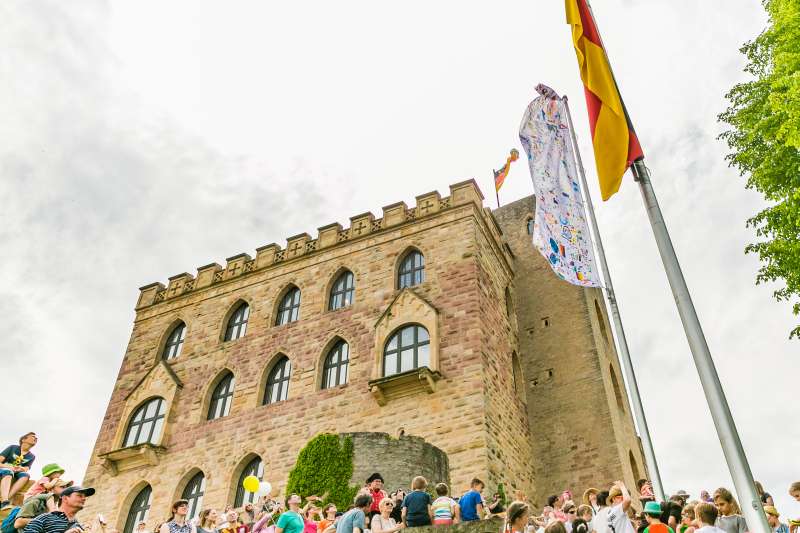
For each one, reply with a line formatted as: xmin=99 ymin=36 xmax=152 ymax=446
xmin=285 ymin=433 xmax=359 ymax=509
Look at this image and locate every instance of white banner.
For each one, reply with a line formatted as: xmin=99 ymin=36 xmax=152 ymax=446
xmin=518 ymin=93 xmax=600 ymax=287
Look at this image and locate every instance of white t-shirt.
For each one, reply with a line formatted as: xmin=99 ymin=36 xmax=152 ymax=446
xmin=696 ymin=525 xmax=728 ymax=533
xmin=593 ymin=507 xmax=609 ymax=533
xmin=605 ymin=504 xmax=635 ymax=533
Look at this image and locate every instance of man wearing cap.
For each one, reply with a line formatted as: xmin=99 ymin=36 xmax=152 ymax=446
xmin=363 ymin=474 xmax=387 ymax=520
xmin=642 ymin=502 xmax=674 ymax=533
xmin=764 ymin=506 xmax=789 ymax=533
xmin=14 ymin=479 xmax=73 ymax=531
xmin=22 ymin=485 xmax=94 ymax=533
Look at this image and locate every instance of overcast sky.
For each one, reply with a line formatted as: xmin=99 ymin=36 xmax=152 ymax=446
xmin=2 ymin=0 xmax=797 ymax=518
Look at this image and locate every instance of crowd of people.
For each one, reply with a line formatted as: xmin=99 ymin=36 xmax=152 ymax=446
xmin=2 ymin=432 xmax=799 ymax=533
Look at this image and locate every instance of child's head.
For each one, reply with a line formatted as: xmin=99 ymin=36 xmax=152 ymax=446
xmin=411 ymin=476 xmax=427 ymax=491
xmin=643 ymin=501 xmax=663 ymax=524
xmin=435 ymin=483 xmax=449 ymax=497
xmin=42 ymin=463 xmax=65 ymax=480
xmin=471 ymin=478 xmax=485 ymax=492
xmin=789 ymin=481 xmax=800 ymax=502
xmin=695 ymin=503 xmax=718 ymax=526
xmin=506 ymin=501 xmax=531 ymax=528
xmin=763 ymin=506 xmax=780 ymax=528
xmin=681 ymin=504 xmax=696 ymax=525
xmin=577 ymin=504 xmax=593 ymax=522
xmin=713 ymin=488 xmax=741 ymax=516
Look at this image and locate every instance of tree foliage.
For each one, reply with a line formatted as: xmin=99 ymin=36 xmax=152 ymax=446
xmin=285 ymin=433 xmax=359 ymax=509
xmin=718 ymin=0 xmax=800 ymax=338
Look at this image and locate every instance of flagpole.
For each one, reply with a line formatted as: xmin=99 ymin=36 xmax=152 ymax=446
xmin=631 ymin=160 xmax=769 ymax=533
xmin=562 ymin=96 xmax=665 ymax=502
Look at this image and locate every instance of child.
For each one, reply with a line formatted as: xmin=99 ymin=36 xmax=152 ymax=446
xmin=693 ymin=503 xmax=725 ymax=533
xmin=431 ymin=483 xmax=459 ymax=525
xmin=712 ymin=488 xmax=747 ymax=533
xmin=401 ymin=476 xmax=432 ymax=527
xmin=22 ymin=464 xmax=65 ymax=501
xmin=642 ymin=501 xmax=674 ymax=533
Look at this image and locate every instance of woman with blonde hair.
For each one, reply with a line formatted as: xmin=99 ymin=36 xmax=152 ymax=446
xmin=679 ymin=504 xmax=696 ymax=533
xmin=503 ymin=501 xmax=530 ymax=533
xmin=372 ymin=497 xmax=404 ymax=533
xmin=712 ymin=488 xmax=746 ymax=533
xmin=197 ymin=510 xmax=218 ymax=533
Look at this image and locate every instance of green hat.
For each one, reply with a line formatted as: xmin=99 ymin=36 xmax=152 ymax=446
xmin=644 ymin=501 xmax=662 ymax=516
xmin=42 ymin=463 xmax=65 ymax=477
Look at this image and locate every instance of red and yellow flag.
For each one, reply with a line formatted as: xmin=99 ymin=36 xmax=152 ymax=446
xmin=566 ymin=0 xmax=643 ymax=200
xmin=494 ymin=148 xmax=520 ymax=192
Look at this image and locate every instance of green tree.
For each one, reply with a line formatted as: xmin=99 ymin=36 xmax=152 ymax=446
xmin=719 ymin=0 xmax=800 ymax=338
xmin=285 ymin=433 xmax=359 ymax=509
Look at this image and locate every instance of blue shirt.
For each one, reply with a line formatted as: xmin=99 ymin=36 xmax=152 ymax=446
xmin=0 ymin=445 xmax=35 ymax=470
xmin=459 ymin=490 xmax=483 ymax=521
xmin=335 ymin=508 xmax=366 ymax=533
xmin=402 ymin=490 xmax=432 ymax=527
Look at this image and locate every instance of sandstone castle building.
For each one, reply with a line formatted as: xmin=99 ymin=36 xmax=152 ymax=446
xmin=82 ymin=180 xmax=646 ymax=532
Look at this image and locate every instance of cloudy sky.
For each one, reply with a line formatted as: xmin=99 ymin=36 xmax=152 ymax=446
xmin=2 ymin=0 xmax=797 ymax=517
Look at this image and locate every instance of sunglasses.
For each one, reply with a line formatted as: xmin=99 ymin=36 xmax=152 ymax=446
xmin=385 ymin=503 xmax=394 ymax=507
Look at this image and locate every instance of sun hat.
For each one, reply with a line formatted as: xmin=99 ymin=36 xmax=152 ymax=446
xmin=42 ymin=464 xmax=65 ymax=477
xmin=763 ymin=506 xmax=779 ymax=518
xmin=644 ymin=501 xmax=663 ymax=516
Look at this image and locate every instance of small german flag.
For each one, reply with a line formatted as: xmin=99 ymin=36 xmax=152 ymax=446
xmin=566 ymin=0 xmax=643 ymax=200
xmin=494 ymin=149 xmax=520 ymax=192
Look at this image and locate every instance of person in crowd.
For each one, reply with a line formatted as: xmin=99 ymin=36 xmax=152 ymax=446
xmin=693 ymin=503 xmax=725 ymax=533
xmin=488 ymin=493 xmax=505 ymax=515
xmin=220 ymin=509 xmax=244 ymax=533
xmin=303 ymin=506 xmax=321 ymax=533
xmin=136 ymin=522 xmax=148 ymax=533
xmin=712 ymin=488 xmax=746 ymax=533
xmin=197 ymin=510 xmax=218 ymax=533
xmin=582 ymin=489 xmax=599 ymax=514
xmin=430 ymin=483 xmax=459 ymax=526
xmin=159 ymin=500 xmax=192 ymax=533
xmin=459 ymin=479 xmax=485 ymax=522
xmin=546 ymin=496 xmax=566 ymax=523
xmin=276 ymin=495 xmax=305 ymax=533
xmin=389 ymin=492 xmax=404 ymax=524
xmin=0 ymin=433 xmax=38 ymax=510
xmin=242 ymin=503 xmax=256 ymax=527
xmin=324 ymin=494 xmax=371 ymax=533
xmin=503 ymin=501 xmax=530 ymax=533
xmin=371 ymin=497 xmax=403 ymax=533
xmin=22 ymin=485 xmax=94 ymax=533
xmin=755 ymin=482 xmax=774 ymax=507
xmin=318 ymin=505 xmax=337 ymax=533
xmin=638 ymin=482 xmax=655 ymax=505
xmin=605 ymin=481 xmax=635 ymax=533
xmin=679 ymin=505 xmax=697 ymax=533
xmin=562 ymin=502 xmax=577 ymax=533
xmin=699 ymin=493 xmax=713 ymax=504
xmin=401 ymin=476 xmax=431 ymax=528
xmin=14 ymin=479 xmax=72 ymax=530
xmin=673 ymin=493 xmax=691 ymax=508
xmin=365 ymin=474 xmax=388 ymax=521
xmin=661 ymin=498 xmax=684 ymax=531
xmin=22 ymin=465 xmax=65 ymax=503
xmin=642 ymin=501 xmax=673 ymax=533
xmin=545 ymin=522 xmax=568 ymax=533
xmin=593 ymin=491 xmax=611 ymax=533
xmin=790 ymin=482 xmax=800 ymax=502
xmin=576 ymin=505 xmax=593 ymax=533
xmin=763 ymin=506 xmax=788 ymax=533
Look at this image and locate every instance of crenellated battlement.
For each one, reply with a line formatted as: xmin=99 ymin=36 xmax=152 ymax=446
xmin=136 ymin=179 xmax=485 ymax=310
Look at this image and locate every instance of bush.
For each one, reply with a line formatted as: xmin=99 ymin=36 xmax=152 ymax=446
xmin=285 ymin=434 xmax=359 ymax=509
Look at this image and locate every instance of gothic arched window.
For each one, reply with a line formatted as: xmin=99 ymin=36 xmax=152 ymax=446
xmin=234 ymin=457 xmax=264 ymax=507
xmin=383 ymin=324 xmax=430 ymax=377
xmin=162 ymin=322 xmax=186 ymax=360
xmin=397 ymin=250 xmax=425 ymax=289
xmin=329 ymin=271 xmax=355 ymax=310
xmin=276 ymin=287 xmax=301 ymax=325
xmin=322 ymin=340 xmax=349 ymax=389
xmin=123 ymin=398 xmax=166 ymax=447
xmin=122 ymin=485 xmax=152 ymax=533
xmin=208 ymin=372 xmax=235 ymax=420
xmin=264 ymin=356 xmax=291 ymax=404
xmin=224 ymin=303 xmax=249 ymax=341
xmin=181 ymin=472 xmax=205 ymax=519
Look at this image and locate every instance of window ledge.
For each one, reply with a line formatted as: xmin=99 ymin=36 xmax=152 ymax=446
xmin=98 ymin=443 xmax=166 ymax=476
xmin=368 ymin=367 xmax=442 ymax=406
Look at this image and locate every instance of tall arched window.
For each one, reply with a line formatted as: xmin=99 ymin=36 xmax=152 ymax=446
xmin=264 ymin=356 xmax=291 ymax=404
xmin=276 ymin=287 xmax=301 ymax=325
xmin=629 ymin=450 xmax=641 ymax=481
xmin=505 ymin=287 xmax=513 ymax=317
xmin=123 ymin=398 xmax=166 ymax=447
xmin=122 ymin=485 xmax=152 ymax=533
xmin=322 ymin=340 xmax=349 ymax=389
xmin=397 ymin=250 xmax=425 ymax=289
xmin=329 ymin=271 xmax=355 ymax=310
xmin=383 ymin=324 xmax=430 ymax=377
xmin=224 ymin=303 xmax=249 ymax=341
xmin=162 ymin=322 xmax=186 ymax=360
xmin=610 ymin=364 xmax=626 ymax=412
xmin=208 ymin=372 xmax=235 ymax=420
xmin=181 ymin=471 xmax=205 ymax=520
xmin=595 ymin=299 xmax=610 ymax=346
xmin=511 ymin=352 xmax=525 ymax=401
xmin=234 ymin=457 xmax=264 ymax=507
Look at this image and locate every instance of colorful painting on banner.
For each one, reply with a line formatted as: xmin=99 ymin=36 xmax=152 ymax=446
xmin=518 ymin=92 xmax=600 ymax=287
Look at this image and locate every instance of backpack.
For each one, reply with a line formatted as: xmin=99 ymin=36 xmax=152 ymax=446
xmin=1 ymin=507 xmax=21 ymax=533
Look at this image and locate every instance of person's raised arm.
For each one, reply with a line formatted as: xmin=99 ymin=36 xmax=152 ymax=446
xmin=616 ymin=481 xmax=631 ymax=512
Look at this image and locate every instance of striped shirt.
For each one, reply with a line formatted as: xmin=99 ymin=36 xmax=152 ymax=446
xmin=23 ymin=511 xmax=80 ymax=533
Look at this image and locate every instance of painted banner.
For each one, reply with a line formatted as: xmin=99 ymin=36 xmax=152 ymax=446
xmin=518 ymin=90 xmax=600 ymax=287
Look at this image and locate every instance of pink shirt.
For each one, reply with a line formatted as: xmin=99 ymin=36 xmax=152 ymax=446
xmin=23 ymin=477 xmax=51 ymax=500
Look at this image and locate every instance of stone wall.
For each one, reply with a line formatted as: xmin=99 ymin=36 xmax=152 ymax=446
xmin=413 ymin=517 xmax=504 ymax=533
xmin=346 ymin=432 xmax=449 ymax=492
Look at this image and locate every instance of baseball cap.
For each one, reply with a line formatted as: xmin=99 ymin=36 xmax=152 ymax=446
xmin=61 ymin=486 xmax=96 ymax=497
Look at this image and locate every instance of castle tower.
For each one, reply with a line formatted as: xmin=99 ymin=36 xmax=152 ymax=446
xmin=81 ymin=181 xmax=645 ymax=532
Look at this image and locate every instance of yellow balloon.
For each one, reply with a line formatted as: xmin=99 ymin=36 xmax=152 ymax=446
xmin=243 ymin=475 xmax=260 ymax=493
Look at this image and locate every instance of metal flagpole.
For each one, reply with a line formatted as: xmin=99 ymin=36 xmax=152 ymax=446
xmin=562 ymin=95 xmax=665 ymax=502
xmin=631 ymin=160 xmax=770 ymax=533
